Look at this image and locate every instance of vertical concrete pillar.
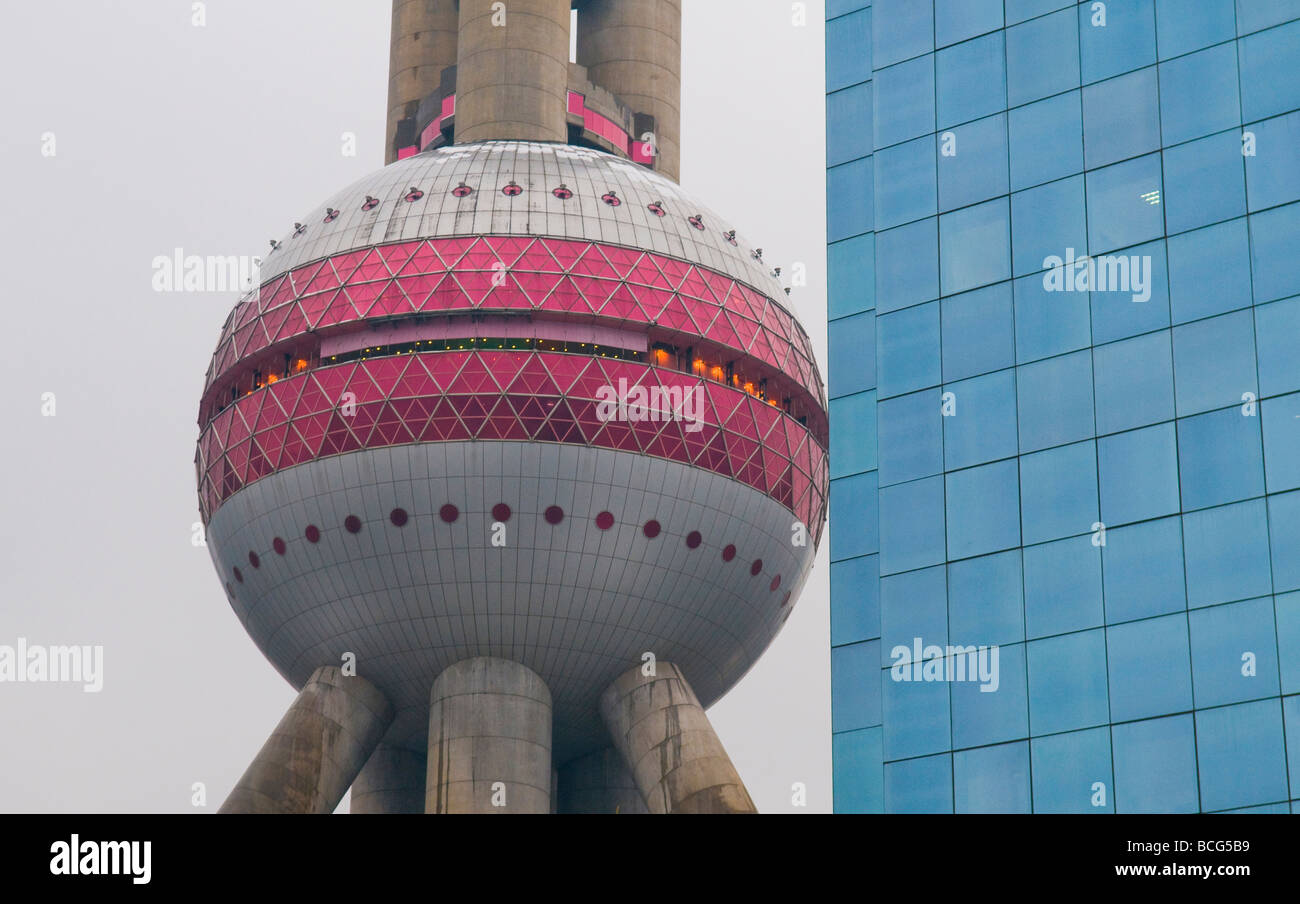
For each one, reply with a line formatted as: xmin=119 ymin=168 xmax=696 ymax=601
xmin=219 ymin=666 xmax=394 ymax=814
xmin=387 ymin=0 xmax=460 ymax=164
xmin=350 ymin=744 xmax=427 ymax=814
xmin=425 ymin=657 xmax=553 ymax=814
xmin=558 ymin=746 xmax=651 ymax=814
xmin=455 ymin=0 xmax=572 ymax=144
xmin=600 ymin=662 xmax=757 ymax=814
xmin=577 ymin=0 xmax=682 ymax=181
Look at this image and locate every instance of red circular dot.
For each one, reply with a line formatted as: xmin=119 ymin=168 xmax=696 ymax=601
xmin=233 ymin=567 xmax=244 ymax=584
xmin=643 ymin=520 xmax=661 ymax=538
xmin=722 ymin=544 xmax=736 ymax=562
xmin=751 ymin=559 xmax=763 ymax=576
xmin=390 ymin=508 xmax=409 ymax=527
xmin=493 ymin=503 xmax=512 ymax=522
xmin=272 ymin=537 xmax=286 ymax=556
xmin=305 ymin=525 xmax=321 ymax=543
xmin=686 ymin=531 xmax=702 ymax=549
xmin=770 ymin=574 xmax=781 ymax=591
xmin=544 ymin=506 xmax=564 ymax=525
xmin=440 ymin=504 xmax=459 ymax=523
xmin=344 ymin=515 xmax=362 ymax=534
xmin=248 ymin=551 xmax=260 ymax=569
xmin=595 ymin=511 xmax=615 ymax=530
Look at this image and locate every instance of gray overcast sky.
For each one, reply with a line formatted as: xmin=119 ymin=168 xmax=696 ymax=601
xmin=0 ymin=0 xmax=830 ymax=813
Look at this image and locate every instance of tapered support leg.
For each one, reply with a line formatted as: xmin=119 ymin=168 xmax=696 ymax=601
xmin=425 ymin=657 xmax=552 ymax=814
xmin=600 ymin=662 xmax=757 ymax=814
xmin=220 ymin=666 xmax=394 ymax=814
xmin=351 ymin=744 xmax=426 ymax=814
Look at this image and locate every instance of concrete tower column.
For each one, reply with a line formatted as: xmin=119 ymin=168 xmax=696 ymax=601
xmin=600 ymin=662 xmax=757 ymax=814
xmin=454 ymin=0 xmax=572 ymax=144
xmin=350 ymin=744 xmax=427 ymax=814
xmin=386 ymin=0 xmax=460 ymax=164
xmin=219 ymin=666 xmax=394 ymax=814
xmin=576 ymin=0 xmax=682 ymax=181
xmin=557 ymin=746 xmax=651 ymax=814
xmin=425 ymin=657 xmax=553 ymax=814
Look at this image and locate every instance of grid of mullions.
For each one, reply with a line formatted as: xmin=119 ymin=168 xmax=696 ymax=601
xmin=828 ymin=0 xmax=1300 ymax=812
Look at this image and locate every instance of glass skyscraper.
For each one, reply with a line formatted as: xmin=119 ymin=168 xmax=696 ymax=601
xmin=828 ymin=0 xmax=1300 ymax=813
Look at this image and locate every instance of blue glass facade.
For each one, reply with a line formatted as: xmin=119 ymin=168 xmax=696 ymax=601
xmin=828 ymin=0 xmax=1300 ymax=813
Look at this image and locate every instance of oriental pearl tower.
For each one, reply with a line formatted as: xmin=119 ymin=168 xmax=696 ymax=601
xmin=198 ymin=0 xmax=827 ymax=814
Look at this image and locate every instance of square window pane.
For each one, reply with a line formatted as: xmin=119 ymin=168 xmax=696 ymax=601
xmin=1255 ymin=298 xmax=1300 ymax=397
xmin=883 ymin=675 xmax=951 ymax=759
xmin=878 ymin=475 xmax=946 ymax=575
xmin=876 ymin=218 xmax=939 ymax=313
xmin=943 ymin=369 xmax=1018 ymax=469
xmin=1158 ymin=43 xmax=1241 ymax=145
xmin=1238 ymin=21 xmax=1300 ymax=122
xmin=874 ymin=55 xmax=936 ymax=149
xmin=1031 ymin=727 xmax=1114 ymax=813
xmin=877 ymin=301 xmax=940 ymax=398
xmin=1112 ymin=715 xmax=1199 ymax=813
xmin=1250 ymin=202 xmax=1300 ymax=304
xmin=832 ymin=640 xmax=882 ymax=731
xmin=828 ymin=82 xmax=872 ymax=167
xmin=1012 ymin=175 xmax=1087 ymax=278
xmin=1103 ymin=516 xmax=1187 ymax=622
xmin=831 ymin=554 xmax=880 ymax=646
xmin=1024 ymin=535 xmax=1104 ymax=637
xmin=1177 ymin=406 xmax=1265 ymax=510
xmin=1086 ymin=153 xmax=1166 ymax=253
xmin=1017 ymin=349 xmax=1095 ymax=453
xmin=1006 ymin=6 xmax=1080 ymax=106
xmin=1008 ymin=91 xmax=1084 ymax=191
xmin=939 ymin=198 xmax=1011 ymax=295
xmin=833 ymin=727 xmax=883 ymax=813
xmin=1099 ymin=422 xmax=1181 ymax=525
xmin=1167 ymin=218 xmax=1252 ymax=324
xmin=1155 ymin=0 xmax=1236 ymax=59
xmin=949 ymin=550 xmax=1025 ymax=646
xmin=1245 ymin=110 xmax=1300 ymax=212
xmin=1262 ymin=393 xmax=1300 ymax=493
xmin=872 ymin=0 xmax=934 ymax=69
xmin=1027 ymin=629 xmax=1110 ymax=734
xmin=1268 ymin=492 xmax=1300 ymax=594
xmin=1235 ymin=0 xmax=1300 ymax=35
xmin=941 ymin=282 xmax=1015 ymax=381
xmin=1014 ymin=268 xmax=1092 ymax=364
xmin=954 ymin=742 xmax=1032 ymax=813
xmin=1171 ymin=310 xmax=1257 ymax=417
xmin=1090 ymin=238 xmax=1171 ymax=344
xmin=878 ymin=389 xmax=944 ymax=486
xmin=1189 ymin=596 xmax=1281 ymax=708
xmin=829 ymin=234 xmax=876 ymax=319
xmin=830 ymin=391 xmax=877 ymax=477
xmin=828 ymin=310 xmax=875 ymax=399
xmin=883 ymin=753 xmax=952 ymax=813
xmin=1093 ymin=330 xmax=1175 ymax=435
xmin=1083 ymin=67 xmax=1161 ymax=169
xmin=1079 ymin=0 xmax=1157 ymax=84
xmin=1195 ymin=699 xmax=1289 ymax=811
xmin=1278 ymin=591 xmax=1300 ymax=693
xmin=1020 ymin=440 xmax=1099 ymax=545
xmin=1107 ymin=614 xmax=1193 ymax=721
xmin=938 ymin=113 xmax=1009 ymax=211
xmin=1183 ymin=499 xmax=1272 ymax=608
xmin=935 ymin=0 xmax=1003 ymax=48
xmin=936 ymin=32 xmax=1007 ymax=129
xmin=828 ymin=7 xmax=872 ymax=90
xmin=946 ymin=458 xmax=1021 ymax=559
xmin=881 ymin=566 xmax=948 ymax=665
xmin=828 ymin=157 xmax=873 ymax=242
xmin=1162 ymin=130 xmax=1247 ymax=236
xmin=830 ymin=471 xmax=879 ymax=561
xmin=874 ymin=135 xmax=937 ymax=229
